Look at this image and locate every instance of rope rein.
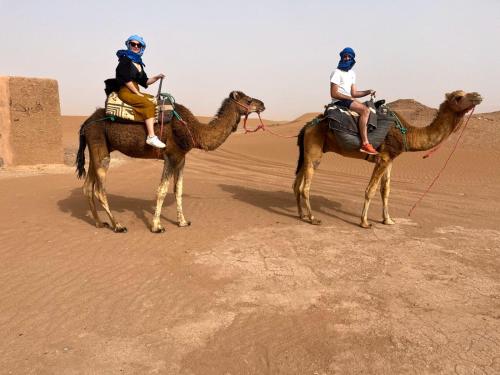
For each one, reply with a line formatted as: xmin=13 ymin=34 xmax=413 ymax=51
xmin=231 ymin=99 xmax=297 ymax=139
xmin=408 ymin=106 xmax=476 ymax=216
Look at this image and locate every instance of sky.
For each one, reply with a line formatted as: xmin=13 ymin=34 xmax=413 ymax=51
xmin=1 ymin=0 xmax=499 ymax=119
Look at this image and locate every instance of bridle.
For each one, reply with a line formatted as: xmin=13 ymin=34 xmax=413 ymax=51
xmin=231 ymin=98 xmax=297 ymax=138
xmin=231 ymin=98 xmax=264 ymax=133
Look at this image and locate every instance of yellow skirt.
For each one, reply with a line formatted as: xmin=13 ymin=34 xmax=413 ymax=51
xmin=117 ymin=82 xmax=156 ymax=121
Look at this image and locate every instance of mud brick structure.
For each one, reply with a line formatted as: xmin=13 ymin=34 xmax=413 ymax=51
xmin=0 ymin=76 xmax=63 ymax=166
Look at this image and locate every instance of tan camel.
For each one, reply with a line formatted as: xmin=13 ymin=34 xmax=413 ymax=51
xmin=293 ymin=90 xmax=482 ymax=228
xmin=76 ymin=91 xmax=265 ymax=233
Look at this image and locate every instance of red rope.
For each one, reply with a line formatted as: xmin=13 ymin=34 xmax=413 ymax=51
xmin=232 ymin=98 xmax=297 ymax=138
xmin=408 ymin=107 xmax=476 ymax=216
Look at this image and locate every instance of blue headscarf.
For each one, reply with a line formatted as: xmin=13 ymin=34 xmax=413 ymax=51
xmin=116 ymin=35 xmax=146 ymax=66
xmin=337 ymin=47 xmax=356 ymax=71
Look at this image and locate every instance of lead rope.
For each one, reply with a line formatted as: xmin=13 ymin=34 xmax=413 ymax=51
xmin=408 ymin=106 xmax=476 ymax=216
xmin=233 ymin=100 xmax=297 ymax=138
xmin=156 ymin=78 xmax=165 ymax=158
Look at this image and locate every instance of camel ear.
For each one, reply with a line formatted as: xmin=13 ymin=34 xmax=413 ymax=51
xmin=445 ymin=92 xmax=453 ymax=101
xmin=230 ymin=91 xmax=240 ymax=101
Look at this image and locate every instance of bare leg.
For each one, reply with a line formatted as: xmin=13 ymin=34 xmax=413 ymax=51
xmin=380 ymin=161 xmax=395 ymax=225
xmin=349 ymin=101 xmax=371 ymax=145
xmin=145 ymin=117 xmax=156 ymax=137
xmin=360 ymin=158 xmax=390 ymax=228
xmin=173 ymin=158 xmax=191 ymax=227
xmin=151 ymin=157 xmax=173 ymax=233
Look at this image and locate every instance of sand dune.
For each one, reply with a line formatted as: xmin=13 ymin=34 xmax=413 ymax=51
xmin=1 ymin=100 xmax=499 ymax=374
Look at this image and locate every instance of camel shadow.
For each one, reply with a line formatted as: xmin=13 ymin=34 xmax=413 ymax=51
xmin=218 ymin=184 xmax=360 ymax=226
xmin=58 ymin=188 xmax=178 ymax=229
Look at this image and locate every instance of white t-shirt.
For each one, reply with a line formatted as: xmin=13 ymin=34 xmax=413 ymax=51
xmin=330 ymin=69 xmax=356 ymax=102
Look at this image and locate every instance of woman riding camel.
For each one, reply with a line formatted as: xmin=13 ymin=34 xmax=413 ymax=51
xmin=114 ymin=34 xmax=166 ymax=148
xmin=330 ymin=47 xmax=378 ymax=155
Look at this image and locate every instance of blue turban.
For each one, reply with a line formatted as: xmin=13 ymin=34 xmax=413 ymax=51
xmin=337 ymin=47 xmax=356 ymax=71
xmin=116 ymin=34 xmax=147 ymax=66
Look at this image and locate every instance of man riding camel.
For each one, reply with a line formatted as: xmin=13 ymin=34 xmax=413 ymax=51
xmin=330 ymin=47 xmax=378 ymax=155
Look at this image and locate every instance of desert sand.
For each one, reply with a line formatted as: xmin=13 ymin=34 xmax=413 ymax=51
xmin=1 ymin=101 xmax=499 ymax=374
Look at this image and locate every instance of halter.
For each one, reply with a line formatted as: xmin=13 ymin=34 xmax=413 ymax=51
xmin=231 ymin=98 xmax=297 ymax=139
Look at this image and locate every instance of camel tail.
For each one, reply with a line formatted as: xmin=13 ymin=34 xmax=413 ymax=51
xmin=75 ymin=126 xmax=87 ymax=179
xmin=295 ymin=126 xmax=306 ymax=175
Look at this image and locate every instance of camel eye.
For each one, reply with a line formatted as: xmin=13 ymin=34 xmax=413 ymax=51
xmin=455 ymin=96 xmax=462 ymax=102
xmin=246 ymin=97 xmax=253 ymax=104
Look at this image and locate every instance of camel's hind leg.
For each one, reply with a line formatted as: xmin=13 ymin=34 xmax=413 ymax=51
xmin=90 ymin=150 xmax=127 ymax=233
xmin=299 ymin=146 xmax=323 ymax=225
xmin=83 ymin=159 xmax=107 ymax=228
xmin=293 ymin=169 xmax=306 ymax=219
xmin=380 ymin=161 xmax=395 ymax=225
xmin=360 ymin=156 xmax=391 ymax=228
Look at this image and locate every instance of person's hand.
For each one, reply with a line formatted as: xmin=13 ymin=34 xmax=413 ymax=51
xmin=155 ymin=74 xmax=165 ymax=80
xmin=369 ymin=89 xmax=376 ymax=97
xmin=137 ymin=92 xmax=144 ymax=97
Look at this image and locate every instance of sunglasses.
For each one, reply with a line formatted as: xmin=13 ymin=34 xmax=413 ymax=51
xmin=129 ymin=42 xmax=143 ymax=48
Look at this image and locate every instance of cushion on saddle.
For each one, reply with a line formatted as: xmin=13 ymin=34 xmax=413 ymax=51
xmin=325 ymin=100 xmax=396 ymax=151
xmin=104 ymin=92 xmax=174 ymax=123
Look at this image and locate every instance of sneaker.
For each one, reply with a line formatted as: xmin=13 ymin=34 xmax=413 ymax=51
xmin=146 ymin=135 xmax=166 ymax=149
xmin=360 ymin=143 xmax=378 ymax=155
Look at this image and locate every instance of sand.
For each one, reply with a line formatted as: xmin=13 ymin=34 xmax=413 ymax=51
xmin=0 ymin=102 xmax=499 ymax=374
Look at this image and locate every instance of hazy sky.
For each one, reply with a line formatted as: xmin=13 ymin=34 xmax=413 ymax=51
xmin=1 ymin=0 xmax=499 ymax=119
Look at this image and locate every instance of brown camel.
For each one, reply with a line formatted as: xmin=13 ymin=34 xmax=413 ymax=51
xmin=293 ymin=90 xmax=482 ymax=228
xmin=76 ymin=91 xmax=265 ymax=233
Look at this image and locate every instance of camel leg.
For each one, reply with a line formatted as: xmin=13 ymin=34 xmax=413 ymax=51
xmin=92 ymin=154 xmax=127 ymax=233
xmin=83 ymin=159 xmax=107 ymax=228
xmin=151 ymin=157 xmax=174 ymax=233
xmin=360 ymin=158 xmax=390 ymax=228
xmin=380 ymin=161 xmax=395 ymax=225
xmin=301 ymin=148 xmax=323 ymax=225
xmin=293 ymin=169 xmax=305 ymax=219
xmin=174 ymin=158 xmax=191 ymax=227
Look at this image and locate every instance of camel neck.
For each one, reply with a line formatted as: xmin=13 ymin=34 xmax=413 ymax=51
xmin=195 ymin=99 xmax=241 ymax=151
xmin=405 ymin=104 xmax=462 ymax=152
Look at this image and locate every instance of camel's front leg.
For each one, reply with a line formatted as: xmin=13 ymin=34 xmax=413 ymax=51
xmin=173 ymin=158 xmax=191 ymax=227
xmin=151 ymin=157 xmax=173 ymax=233
xmin=380 ymin=161 xmax=395 ymax=225
xmin=360 ymin=158 xmax=390 ymax=228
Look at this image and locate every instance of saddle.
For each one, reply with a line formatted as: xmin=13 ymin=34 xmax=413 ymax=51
xmin=324 ymin=99 xmax=396 ymax=151
xmin=103 ymin=78 xmax=174 ymax=123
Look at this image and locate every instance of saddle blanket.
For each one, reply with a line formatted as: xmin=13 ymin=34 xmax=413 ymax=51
xmin=325 ymin=100 xmax=396 ymax=151
xmin=105 ymin=92 xmax=174 ymax=123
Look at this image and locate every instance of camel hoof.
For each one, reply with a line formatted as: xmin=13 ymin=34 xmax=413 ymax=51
xmin=310 ymin=218 xmax=322 ymax=225
xmin=360 ymin=222 xmax=372 ymax=229
xmin=383 ymin=218 xmax=396 ymax=225
xmin=178 ymin=221 xmax=191 ymax=227
xmin=114 ymin=225 xmax=128 ymax=233
xmin=151 ymin=226 xmax=166 ymax=233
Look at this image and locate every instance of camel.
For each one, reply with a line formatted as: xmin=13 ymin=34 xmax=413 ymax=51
xmin=76 ymin=91 xmax=265 ymax=233
xmin=293 ymin=90 xmax=482 ymax=228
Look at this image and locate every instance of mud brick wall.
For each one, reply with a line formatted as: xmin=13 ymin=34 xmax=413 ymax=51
xmin=0 ymin=76 xmax=63 ymax=166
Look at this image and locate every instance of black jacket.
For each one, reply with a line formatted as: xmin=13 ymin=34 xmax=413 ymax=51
xmin=104 ymin=56 xmax=149 ymax=95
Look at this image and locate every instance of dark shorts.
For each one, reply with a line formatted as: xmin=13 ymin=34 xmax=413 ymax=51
xmin=334 ymin=99 xmax=353 ymax=109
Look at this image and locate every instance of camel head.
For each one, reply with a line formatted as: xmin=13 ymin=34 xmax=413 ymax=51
xmin=230 ymin=90 xmax=266 ymax=117
xmin=445 ymin=90 xmax=482 ymax=114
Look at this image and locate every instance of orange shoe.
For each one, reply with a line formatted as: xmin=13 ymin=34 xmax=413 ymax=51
xmin=360 ymin=143 xmax=378 ymax=155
